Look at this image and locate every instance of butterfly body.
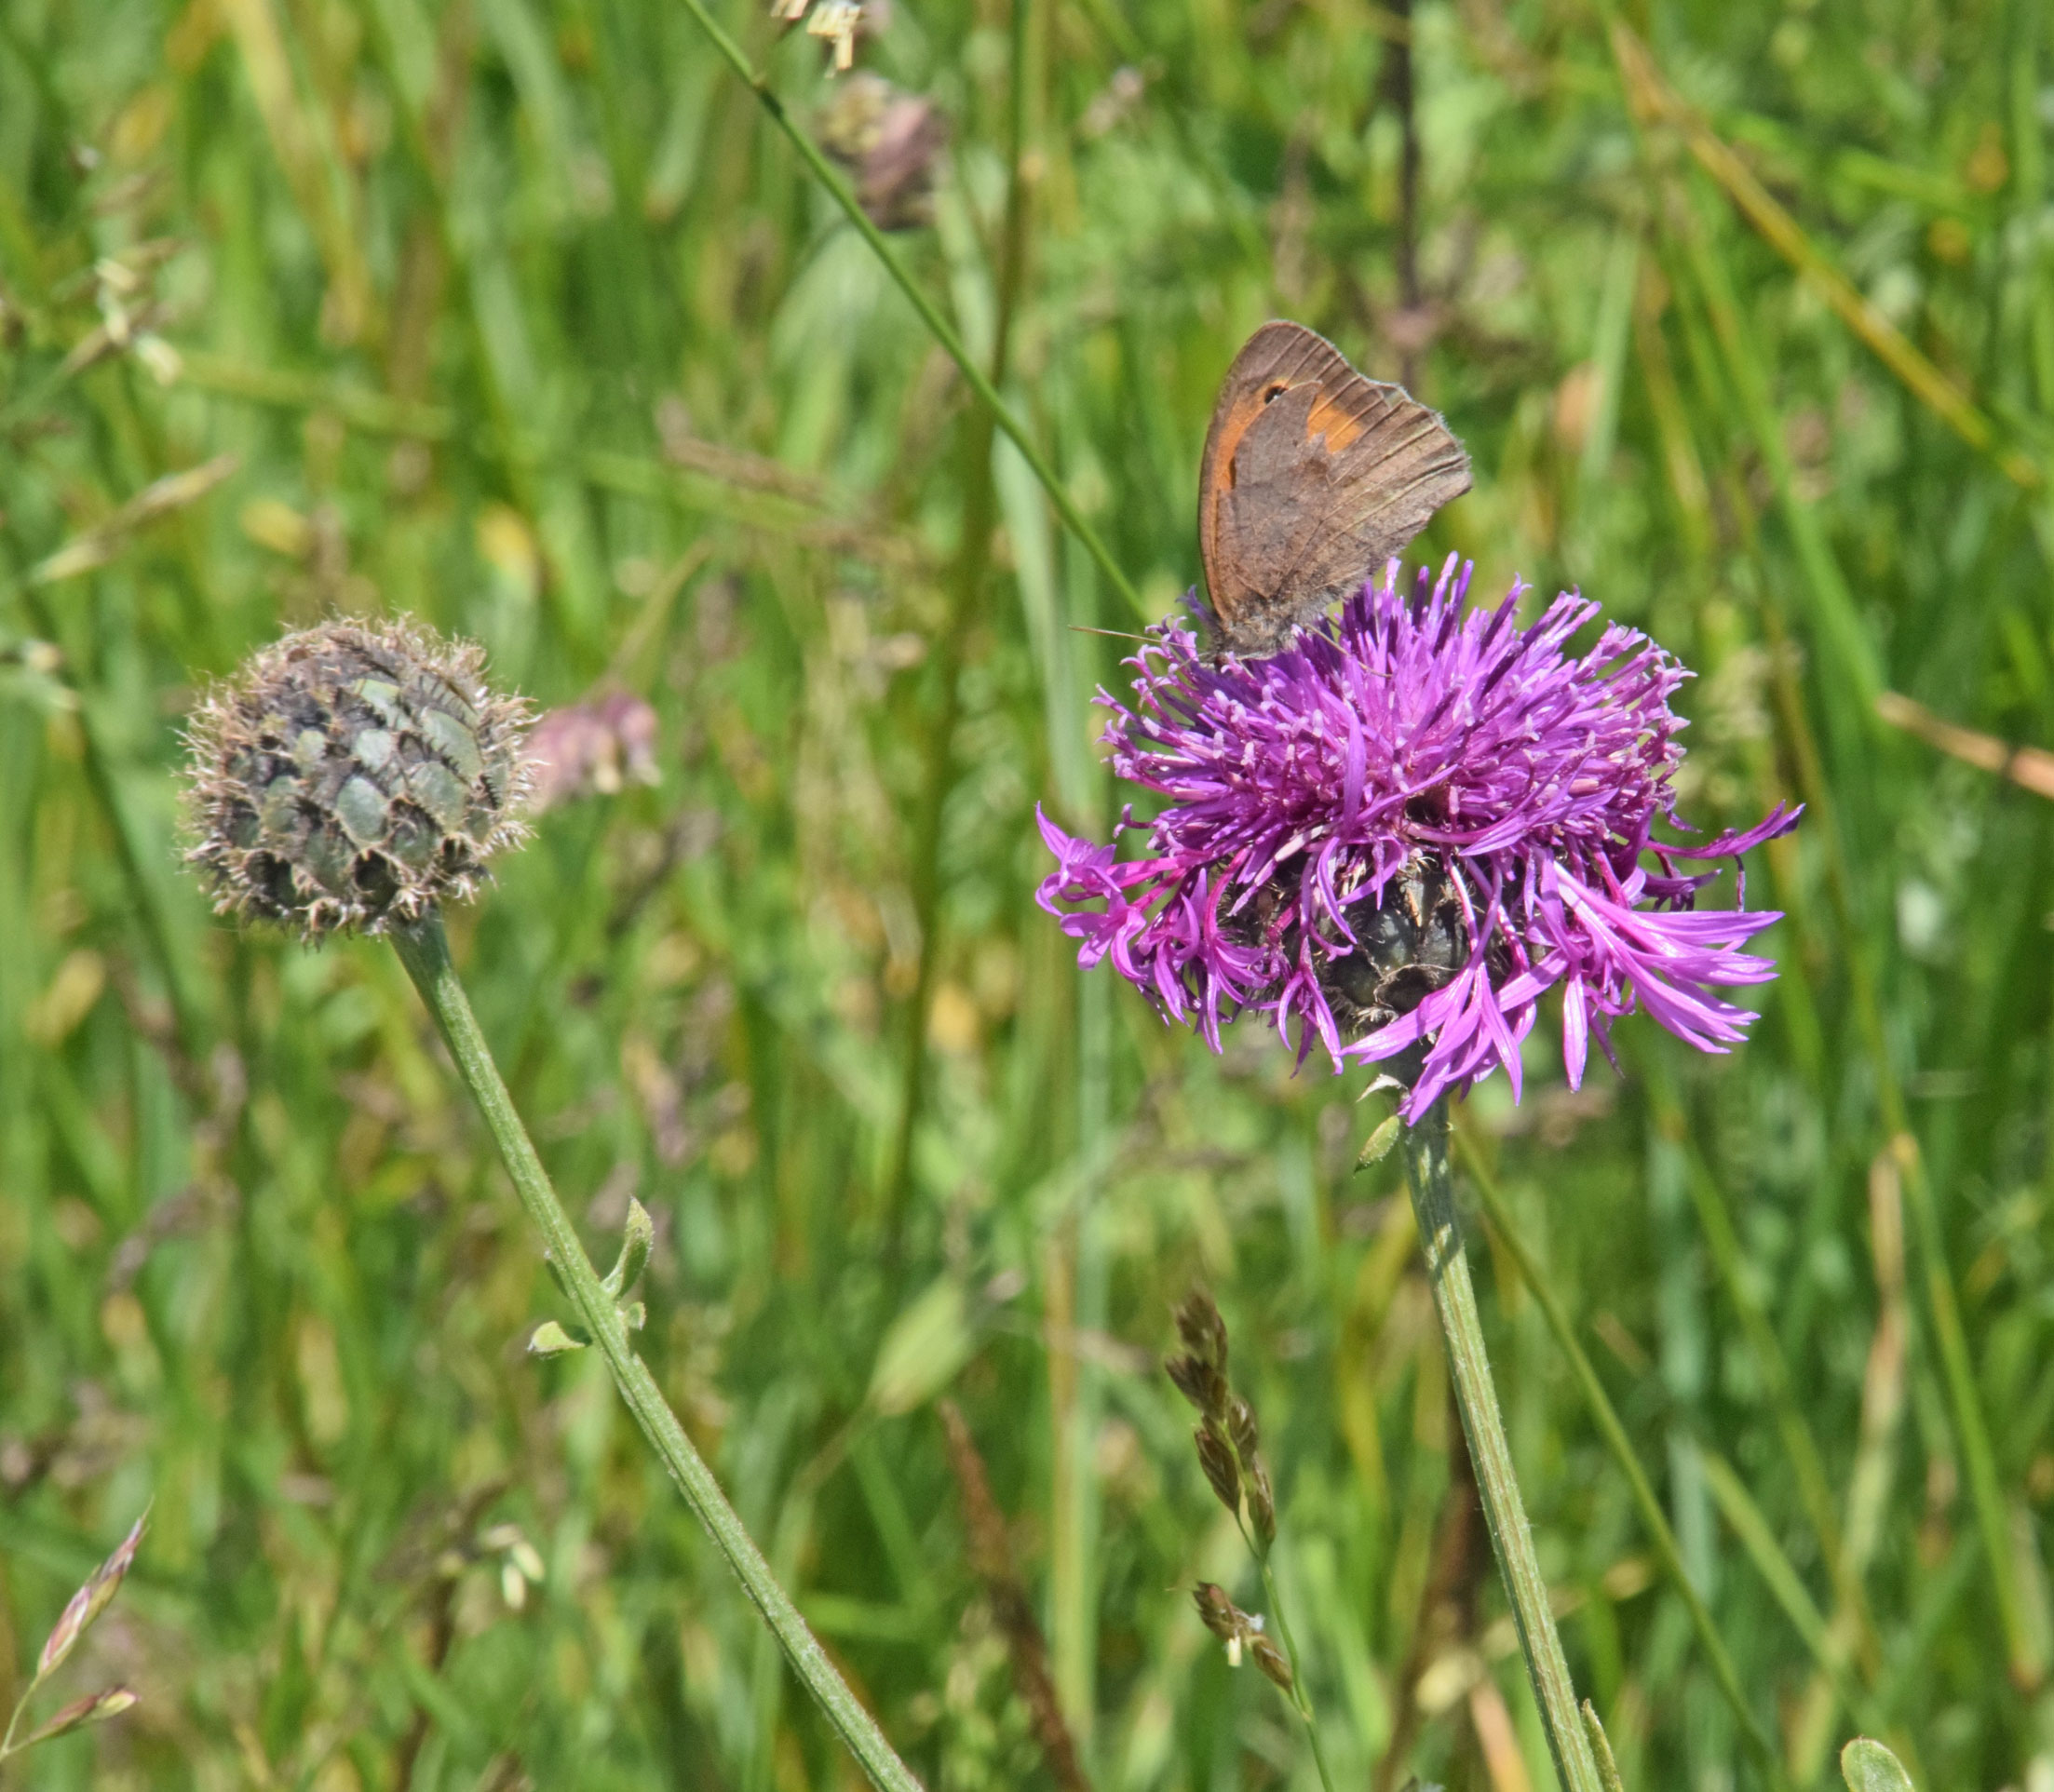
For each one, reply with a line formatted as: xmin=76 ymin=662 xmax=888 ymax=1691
xmin=1198 ymin=321 xmax=1471 ymax=658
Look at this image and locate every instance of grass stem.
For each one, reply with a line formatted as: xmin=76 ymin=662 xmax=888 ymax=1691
xmin=668 ymin=0 xmax=1140 ymax=619
xmin=1454 ymin=1126 xmax=1788 ymax=1786
xmin=1635 ymin=96 xmax=2037 ymax=1691
xmin=390 ymin=913 xmax=926 ymax=1792
xmin=1252 ymin=1551 xmax=1338 ymax=1792
xmin=1399 ymin=1099 xmax=1603 ymax=1792
xmin=881 ymin=0 xmax=1036 ymax=1248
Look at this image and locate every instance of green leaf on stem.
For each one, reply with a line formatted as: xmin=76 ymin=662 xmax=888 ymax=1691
xmin=1842 ymin=1738 xmax=1915 ymax=1792
xmin=602 ymin=1196 xmax=655 ymax=1299
xmin=528 ymin=1320 xmax=589 ymax=1357
xmin=1583 ymin=1701 xmax=1627 ymax=1792
xmin=1356 ymin=1113 xmax=1402 ymax=1168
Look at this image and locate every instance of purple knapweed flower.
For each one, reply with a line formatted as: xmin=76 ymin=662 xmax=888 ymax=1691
xmin=1036 ymin=558 xmax=1798 ymax=1120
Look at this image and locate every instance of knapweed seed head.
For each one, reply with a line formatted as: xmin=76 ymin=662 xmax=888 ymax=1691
xmin=1039 ymin=558 xmax=1799 ymax=1119
xmin=185 ymin=619 xmax=530 ymax=939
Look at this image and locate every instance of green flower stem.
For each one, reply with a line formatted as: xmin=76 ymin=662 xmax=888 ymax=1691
xmin=667 ymin=0 xmax=1142 ymax=621
xmin=1399 ymin=1100 xmax=1603 ymax=1792
xmin=1454 ymin=1127 xmax=1789 ymax=1788
xmin=391 ymin=913 xmax=925 ymax=1792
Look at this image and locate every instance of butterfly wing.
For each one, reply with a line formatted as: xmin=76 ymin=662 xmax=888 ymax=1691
xmin=1197 ymin=323 xmax=1351 ymax=621
xmin=1198 ymin=320 xmax=1471 ymax=656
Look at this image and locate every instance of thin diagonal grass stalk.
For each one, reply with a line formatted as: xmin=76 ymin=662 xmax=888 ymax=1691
xmin=1250 ymin=1546 xmax=1338 ymax=1792
xmin=882 ymin=0 xmax=1037 ymax=1249
xmin=1642 ymin=1063 xmax=1881 ymax=1676
xmin=668 ymin=0 xmax=1141 ymax=619
xmin=1608 ymin=20 xmax=2042 ymax=490
xmin=9 ymin=581 xmax=211 ymax=1061
xmin=1696 ymin=1447 xmax=1890 ymax=1743
xmin=1630 ymin=106 xmax=2040 ymax=1692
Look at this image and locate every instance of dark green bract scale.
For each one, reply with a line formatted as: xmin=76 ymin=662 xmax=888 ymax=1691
xmin=185 ymin=620 xmax=531 ymax=939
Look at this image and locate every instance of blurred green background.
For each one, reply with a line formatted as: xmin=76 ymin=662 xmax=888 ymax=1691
xmin=3 ymin=0 xmax=2053 ymax=1785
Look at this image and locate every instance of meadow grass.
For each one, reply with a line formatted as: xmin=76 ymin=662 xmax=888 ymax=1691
xmin=2 ymin=0 xmax=2053 ymax=1785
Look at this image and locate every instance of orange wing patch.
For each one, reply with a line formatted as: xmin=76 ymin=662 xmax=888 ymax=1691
xmin=1199 ymin=392 xmax=1264 ymax=496
xmin=1302 ymin=386 xmax=1370 ymax=454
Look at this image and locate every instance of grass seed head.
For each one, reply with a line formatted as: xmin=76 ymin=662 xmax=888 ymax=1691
xmin=1165 ymin=1351 xmax=1215 ymax=1412
xmin=1190 ymin=1583 xmax=1290 ymax=1686
xmin=1226 ymin=1393 xmax=1260 ymax=1460
xmin=1172 ymin=1287 xmax=1229 ymax=1377
xmin=1244 ymin=1452 xmax=1277 ymax=1549
xmin=1191 ymin=1581 xmax=1239 ymax=1643
xmin=185 ymin=619 xmax=530 ymax=940
xmin=1249 ymin=1629 xmax=1292 ymax=1691
xmin=1195 ymin=1421 xmax=1241 ymax=1516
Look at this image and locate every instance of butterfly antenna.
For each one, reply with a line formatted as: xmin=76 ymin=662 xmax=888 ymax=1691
xmin=1069 ymin=625 xmax=1148 ymax=641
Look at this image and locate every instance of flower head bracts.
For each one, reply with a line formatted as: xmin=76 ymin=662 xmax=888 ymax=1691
xmin=185 ymin=620 xmax=531 ymax=940
xmin=1036 ymin=557 xmax=1798 ymax=1118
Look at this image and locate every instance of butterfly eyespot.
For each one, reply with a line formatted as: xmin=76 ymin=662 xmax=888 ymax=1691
xmin=1262 ymin=383 xmax=1289 ymax=404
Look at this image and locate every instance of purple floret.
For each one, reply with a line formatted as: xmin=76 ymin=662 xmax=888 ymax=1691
xmin=1036 ymin=557 xmax=1799 ymax=1120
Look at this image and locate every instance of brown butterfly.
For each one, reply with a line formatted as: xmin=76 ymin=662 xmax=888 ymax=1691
xmin=1197 ymin=320 xmax=1471 ymax=658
